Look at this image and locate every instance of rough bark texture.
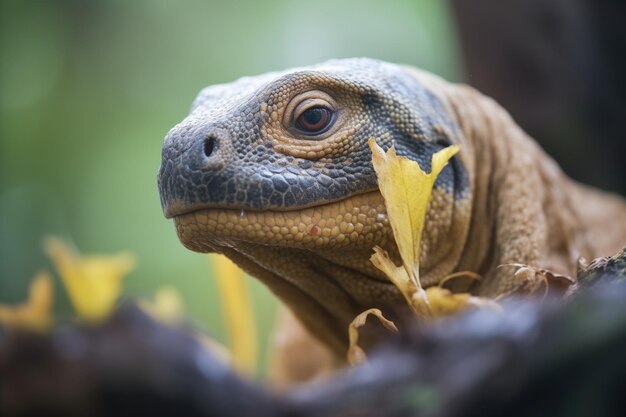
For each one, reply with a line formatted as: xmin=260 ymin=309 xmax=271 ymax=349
xmin=1 ymin=248 xmax=625 ymax=416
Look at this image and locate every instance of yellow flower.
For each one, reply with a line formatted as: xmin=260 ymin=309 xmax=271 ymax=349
xmin=347 ymin=140 xmax=499 ymax=363
xmin=139 ymin=286 xmax=185 ymax=325
xmin=0 ymin=271 xmax=53 ymax=332
xmin=368 ymin=138 xmax=462 ymax=316
xmin=44 ymin=237 xmax=135 ymax=322
xmin=210 ymin=254 xmax=257 ymax=375
xmin=138 ymin=285 xmax=233 ymax=365
xmin=367 ymin=140 xmax=499 ymax=319
xmin=368 ymin=138 xmax=459 ymax=290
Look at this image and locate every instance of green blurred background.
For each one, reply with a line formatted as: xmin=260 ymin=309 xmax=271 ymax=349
xmin=0 ymin=0 xmax=459 ymax=371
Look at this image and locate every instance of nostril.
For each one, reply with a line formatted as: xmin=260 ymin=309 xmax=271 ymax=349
xmin=203 ymin=135 xmax=217 ymax=158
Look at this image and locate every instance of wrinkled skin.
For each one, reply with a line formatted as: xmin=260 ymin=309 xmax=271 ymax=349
xmin=158 ymin=58 xmax=626 ymax=358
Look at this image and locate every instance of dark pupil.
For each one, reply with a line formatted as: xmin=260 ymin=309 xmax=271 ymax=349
xmin=303 ymin=108 xmax=323 ymax=125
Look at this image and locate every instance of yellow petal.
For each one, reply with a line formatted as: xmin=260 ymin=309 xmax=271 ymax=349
xmin=44 ymin=237 xmax=135 ymax=322
xmin=423 ymin=287 xmax=500 ymax=316
xmin=0 ymin=271 xmax=53 ymax=332
xmin=370 ymin=246 xmax=430 ymax=318
xmin=347 ymin=308 xmax=398 ymax=365
xmin=421 ymin=287 xmax=470 ymax=316
xmin=369 ymin=139 xmax=459 ymax=288
xmin=211 ymin=254 xmax=257 ymax=375
xmin=139 ymin=286 xmax=185 ymax=325
xmin=370 ymin=246 xmax=413 ymax=296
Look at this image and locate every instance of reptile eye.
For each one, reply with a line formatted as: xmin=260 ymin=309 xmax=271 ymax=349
xmin=295 ymin=106 xmax=333 ymax=134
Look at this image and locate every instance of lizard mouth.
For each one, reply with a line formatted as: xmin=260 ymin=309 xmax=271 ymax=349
xmin=162 ymin=187 xmax=379 ymax=219
xmin=171 ymin=190 xmax=391 ymax=252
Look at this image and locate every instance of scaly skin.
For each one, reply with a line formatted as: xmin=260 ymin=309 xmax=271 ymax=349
xmin=158 ymin=58 xmax=626 ymax=358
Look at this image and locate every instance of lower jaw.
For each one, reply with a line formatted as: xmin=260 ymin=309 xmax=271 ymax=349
xmin=172 ymin=190 xmax=390 ymax=252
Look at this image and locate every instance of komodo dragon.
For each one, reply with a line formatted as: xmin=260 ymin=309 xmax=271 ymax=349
xmin=157 ymin=58 xmax=626 ymax=360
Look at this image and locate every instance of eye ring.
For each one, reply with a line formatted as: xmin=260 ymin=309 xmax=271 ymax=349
xmin=282 ymin=91 xmax=339 ymax=138
xmin=295 ymin=106 xmax=334 ymax=135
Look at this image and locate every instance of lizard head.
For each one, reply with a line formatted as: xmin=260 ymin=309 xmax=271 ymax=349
xmin=158 ymin=58 xmax=467 ymax=253
xmin=157 ymin=58 xmax=470 ymax=354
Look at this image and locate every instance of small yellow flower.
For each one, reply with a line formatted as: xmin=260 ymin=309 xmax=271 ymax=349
xmin=347 ymin=141 xmax=499 ymax=363
xmin=0 ymin=271 xmax=53 ymax=332
xmin=44 ymin=237 xmax=135 ymax=322
xmin=350 ymin=140 xmax=498 ymax=334
xmin=211 ymin=254 xmax=257 ymax=375
xmin=139 ymin=286 xmax=185 ymax=325
xmin=139 ymin=285 xmax=232 ymax=365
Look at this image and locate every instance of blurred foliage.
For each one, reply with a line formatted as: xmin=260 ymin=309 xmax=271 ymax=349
xmin=0 ymin=0 xmax=459 ymax=372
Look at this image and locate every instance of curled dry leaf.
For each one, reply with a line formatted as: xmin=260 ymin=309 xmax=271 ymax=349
xmin=347 ymin=308 xmax=398 ymax=365
xmin=498 ymin=264 xmax=576 ymax=298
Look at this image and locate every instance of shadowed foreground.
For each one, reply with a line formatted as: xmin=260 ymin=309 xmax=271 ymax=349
xmin=1 ymin=249 xmax=625 ymax=417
